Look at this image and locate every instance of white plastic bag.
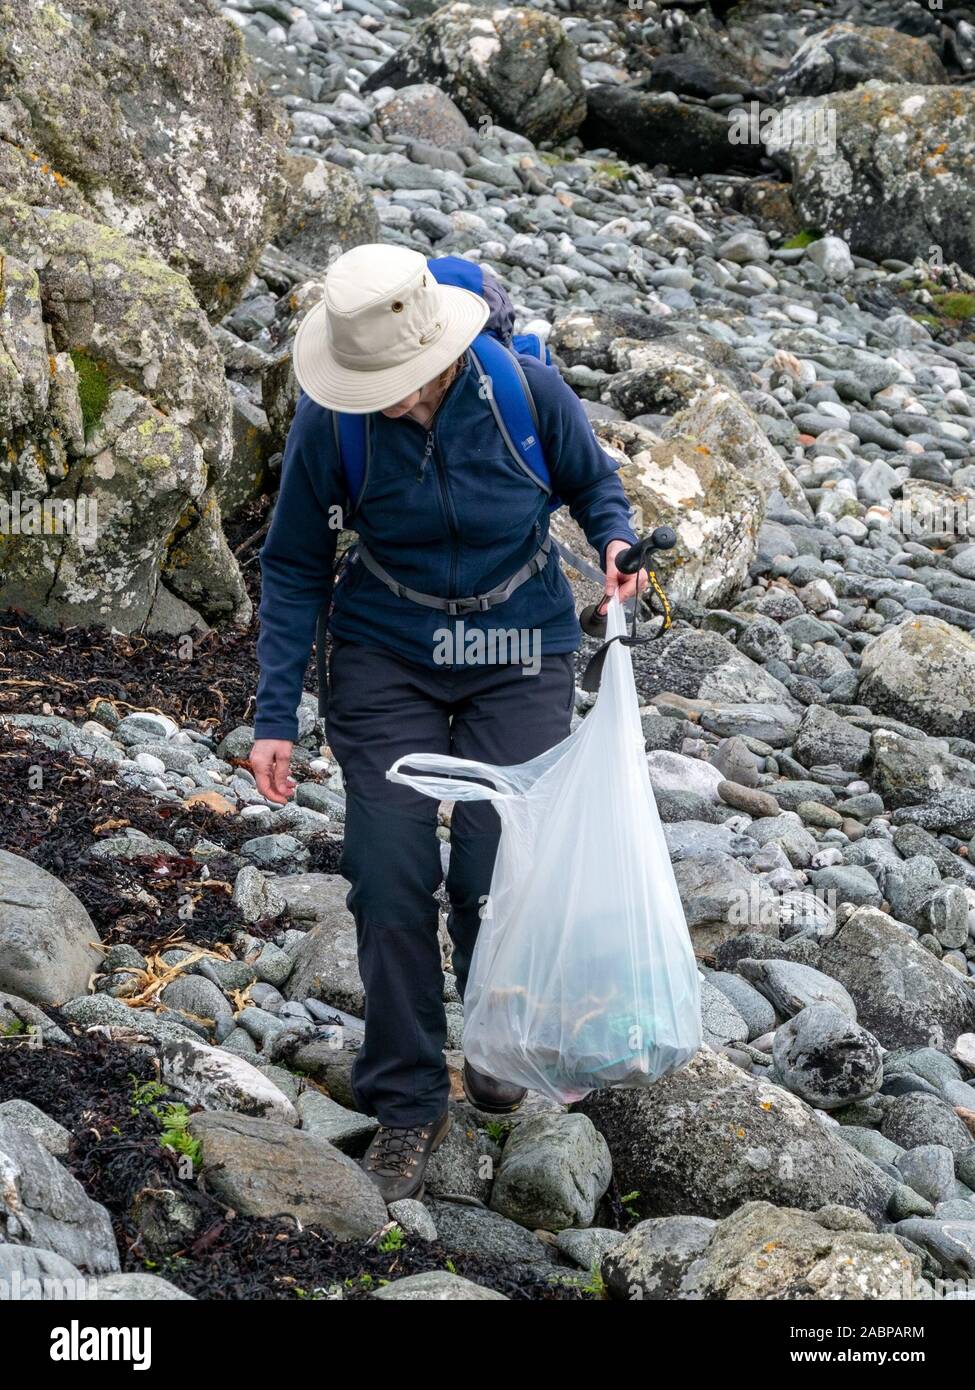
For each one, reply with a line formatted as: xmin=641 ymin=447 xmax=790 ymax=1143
xmin=386 ymin=595 xmax=702 ymax=1104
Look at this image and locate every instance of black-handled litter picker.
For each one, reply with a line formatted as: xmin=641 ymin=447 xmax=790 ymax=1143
xmin=579 ymin=526 xmax=677 ymax=692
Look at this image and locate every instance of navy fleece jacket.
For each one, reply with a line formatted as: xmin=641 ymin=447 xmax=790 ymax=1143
xmin=254 ymin=350 xmax=639 ymax=742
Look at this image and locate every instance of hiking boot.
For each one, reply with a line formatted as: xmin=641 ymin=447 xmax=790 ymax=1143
xmin=462 ymin=1058 xmax=527 ymax=1114
xmin=360 ymin=1111 xmax=451 ymax=1203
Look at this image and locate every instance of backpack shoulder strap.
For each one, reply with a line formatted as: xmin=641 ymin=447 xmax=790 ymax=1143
xmin=332 ymin=411 xmax=370 ymax=515
xmin=467 ymin=332 xmax=552 ymax=497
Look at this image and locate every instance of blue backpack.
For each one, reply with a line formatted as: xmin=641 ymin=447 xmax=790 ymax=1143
xmin=331 ymin=254 xmax=562 ymax=515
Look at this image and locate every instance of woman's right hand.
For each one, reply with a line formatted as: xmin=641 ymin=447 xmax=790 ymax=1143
xmin=250 ymin=739 xmax=296 ymax=805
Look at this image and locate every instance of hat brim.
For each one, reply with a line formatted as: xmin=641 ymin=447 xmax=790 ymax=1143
xmin=292 ymin=283 xmax=491 ymax=414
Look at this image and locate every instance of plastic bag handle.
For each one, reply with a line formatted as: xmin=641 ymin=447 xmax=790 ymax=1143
xmin=386 ymin=752 xmax=516 ymax=803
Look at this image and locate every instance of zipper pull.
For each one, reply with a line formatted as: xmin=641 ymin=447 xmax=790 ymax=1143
xmin=416 ymin=430 xmax=434 ymax=483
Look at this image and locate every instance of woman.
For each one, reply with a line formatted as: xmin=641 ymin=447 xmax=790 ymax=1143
xmin=250 ymin=243 xmax=643 ymax=1202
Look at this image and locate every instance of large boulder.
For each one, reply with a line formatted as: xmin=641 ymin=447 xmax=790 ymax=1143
xmin=581 ymin=85 xmax=761 ymax=176
xmin=277 ymin=874 xmax=363 ymax=1013
xmin=159 ymin=1037 xmax=298 ymax=1125
xmin=0 ymin=851 xmax=102 ymax=1007
xmin=869 ymin=729 xmax=975 ymax=810
xmin=859 ymin=616 xmax=975 ymax=740
xmin=375 ymin=84 xmax=475 ymax=149
xmin=0 ymin=0 xmax=290 ymax=317
xmin=572 ymin=1047 xmax=896 ymax=1223
xmin=488 ymin=1113 xmax=612 ymax=1232
xmin=0 ymin=1119 xmax=119 ymax=1275
xmin=817 ymin=906 xmax=975 ymax=1050
xmin=0 ymin=201 xmax=248 ymax=631
xmin=362 ymin=4 xmax=586 ymax=144
xmin=604 ymin=343 xmax=739 ymax=418
xmin=663 ymin=388 xmax=813 ymax=519
xmin=187 ymin=1110 xmax=387 ymax=1239
xmin=627 ymin=628 xmax=797 ymax=709
xmin=663 ymin=1202 xmax=920 ymax=1301
xmin=271 ymin=155 xmax=381 ymax=279
xmin=552 ymin=313 xmax=748 ymax=386
xmin=593 ymin=419 xmax=765 ymax=609
xmin=776 ymin=23 xmax=947 ymax=97
xmin=766 ymin=84 xmax=975 ymax=273
xmin=771 ymin=1003 xmax=885 ymax=1111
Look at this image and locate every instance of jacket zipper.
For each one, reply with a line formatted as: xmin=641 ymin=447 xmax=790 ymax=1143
xmin=406 ymin=362 xmax=468 ymax=595
xmin=416 ymin=429 xmax=434 ymax=483
xmin=432 ymin=427 xmax=460 ymax=598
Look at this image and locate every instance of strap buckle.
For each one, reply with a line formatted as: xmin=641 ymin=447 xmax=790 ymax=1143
xmin=447 ymin=595 xmax=493 ymax=617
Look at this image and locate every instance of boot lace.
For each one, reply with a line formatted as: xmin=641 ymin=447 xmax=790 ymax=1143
xmin=369 ymin=1124 xmax=427 ymax=1177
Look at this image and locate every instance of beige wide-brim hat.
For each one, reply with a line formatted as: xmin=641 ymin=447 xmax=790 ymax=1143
xmin=293 ymin=243 xmax=490 ymax=414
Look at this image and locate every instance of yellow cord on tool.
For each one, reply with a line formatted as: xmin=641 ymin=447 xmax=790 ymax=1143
xmin=645 ymin=567 xmax=672 ymax=634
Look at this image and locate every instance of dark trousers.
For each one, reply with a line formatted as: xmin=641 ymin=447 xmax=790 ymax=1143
xmin=325 ymin=636 xmax=575 ymax=1127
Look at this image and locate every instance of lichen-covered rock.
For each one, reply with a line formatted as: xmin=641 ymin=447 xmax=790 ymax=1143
xmin=573 ymin=1048 xmax=896 ymax=1223
xmin=859 ymin=616 xmax=975 ymax=739
xmin=376 ymin=83 xmax=475 ymax=149
xmin=604 ymin=343 xmax=738 ymax=417
xmin=772 ymin=1003 xmax=885 ymax=1110
xmin=601 ymin=1215 xmax=717 ymax=1300
xmin=0 ymin=200 xmax=248 ymax=631
xmin=273 ymin=155 xmax=380 ymax=276
xmin=777 ymin=23 xmax=947 ymax=97
xmin=550 ymin=308 xmax=686 ymax=373
xmin=0 ymin=0 xmax=290 ymax=317
xmin=362 ymin=4 xmax=586 ymax=144
xmin=593 ymin=417 xmax=764 ymax=608
xmin=488 ymin=1112 xmax=612 ymax=1232
xmin=664 ymin=388 xmax=813 ymax=519
xmin=766 ymin=84 xmax=975 ymax=273
xmin=674 ymin=1202 xmax=921 ymax=1300
xmin=627 ymin=628 xmax=797 ymax=709
xmin=817 ymin=906 xmax=975 ymax=1051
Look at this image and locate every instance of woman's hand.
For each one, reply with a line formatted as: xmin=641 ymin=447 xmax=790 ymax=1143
xmin=250 ymin=739 xmax=296 ymax=805
xmin=604 ymin=540 xmax=648 ymax=607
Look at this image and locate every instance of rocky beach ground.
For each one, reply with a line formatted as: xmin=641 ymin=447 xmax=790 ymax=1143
xmin=3 ymin=0 xmax=975 ymax=1302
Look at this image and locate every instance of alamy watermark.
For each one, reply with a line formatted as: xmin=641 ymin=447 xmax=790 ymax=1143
xmin=0 ymin=491 xmax=98 ymax=543
xmin=433 ymin=620 xmax=541 ymax=675
xmin=728 ymin=101 xmax=837 ymax=158
xmin=891 ymin=497 xmax=975 ymax=539
xmin=1 ymin=1271 xmax=99 ymax=1301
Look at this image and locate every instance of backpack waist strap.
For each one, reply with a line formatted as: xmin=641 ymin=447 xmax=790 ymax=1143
xmin=353 ymin=536 xmax=552 ymax=617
